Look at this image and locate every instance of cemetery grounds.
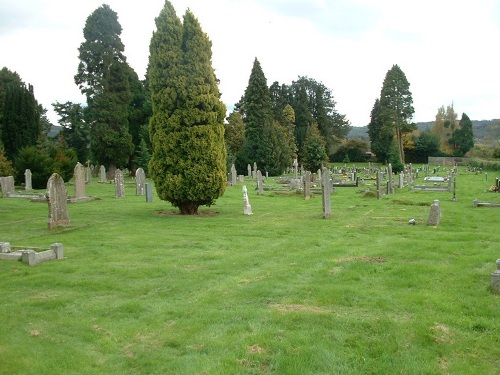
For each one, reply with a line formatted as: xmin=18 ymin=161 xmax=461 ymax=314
xmin=0 ymin=165 xmax=499 ymax=374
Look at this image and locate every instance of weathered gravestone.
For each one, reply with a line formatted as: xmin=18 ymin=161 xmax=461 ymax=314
xmin=231 ymin=164 xmax=237 ymax=186
xmin=388 ymin=163 xmax=394 ymax=194
xmin=25 ymin=169 xmax=32 ymax=190
xmin=135 ymin=167 xmax=145 ymax=195
xmin=99 ymin=165 xmax=107 ymax=183
xmin=86 ymin=165 xmax=92 ymax=184
xmin=376 ymin=170 xmax=382 ymax=200
xmin=256 ymin=170 xmax=264 ymax=195
xmin=304 ymin=171 xmax=311 ymax=200
xmin=0 ymin=176 xmax=15 ymax=197
xmin=242 ymin=185 xmax=253 ymax=215
xmin=322 ymin=167 xmax=331 ymax=218
xmin=115 ymin=169 xmax=125 ymax=198
xmin=47 ymin=173 xmax=70 ymax=229
xmin=145 ymin=182 xmax=153 ymax=202
xmin=426 ymin=199 xmax=441 ymax=226
xmin=74 ymin=162 xmax=86 ymax=199
xmin=247 ymin=164 xmax=252 ymax=179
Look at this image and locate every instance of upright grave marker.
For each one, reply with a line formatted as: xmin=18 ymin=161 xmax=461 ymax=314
xmin=47 ymin=173 xmax=70 ymax=229
xmin=0 ymin=176 xmax=15 ymax=197
xmin=256 ymin=170 xmax=264 ymax=195
xmin=115 ymin=169 xmax=125 ymax=198
xmin=304 ymin=171 xmax=311 ymax=200
xmin=242 ymin=185 xmax=253 ymax=215
xmin=135 ymin=167 xmax=145 ymax=195
xmin=74 ymin=162 xmax=86 ymax=199
xmin=99 ymin=165 xmax=107 ymax=183
xmin=426 ymin=199 xmax=441 ymax=226
xmin=231 ymin=164 xmax=237 ymax=186
xmin=24 ymin=169 xmax=32 ymax=190
xmin=322 ymin=167 xmax=331 ymax=218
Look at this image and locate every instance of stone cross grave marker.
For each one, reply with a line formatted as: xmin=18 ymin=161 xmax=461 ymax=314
xmin=115 ymin=169 xmax=125 ymax=198
xmin=135 ymin=167 xmax=145 ymax=195
xmin=47 ymin=173 xmax=70 ymax=229
xmin=74 ymin=162 xmax=86 ymax=198
xmin=0 ymin=176 xmax=15 ymax=197
xmin=25 ymin=169 xmax=32 ymax=190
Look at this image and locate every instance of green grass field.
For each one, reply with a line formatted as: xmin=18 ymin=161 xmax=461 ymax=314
xmin=1 ymin=166 xmax=499 ymax=374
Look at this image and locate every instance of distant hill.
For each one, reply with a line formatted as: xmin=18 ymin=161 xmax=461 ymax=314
xmin=348 ymin=119 xmax=500 ymax=142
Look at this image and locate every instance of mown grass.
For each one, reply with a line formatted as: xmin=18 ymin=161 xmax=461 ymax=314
xmin=0 ymin=166 xmax=499 ymax=374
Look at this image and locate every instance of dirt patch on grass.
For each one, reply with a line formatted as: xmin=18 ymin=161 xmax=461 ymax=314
xmin=156 ymin=210 xmax=218 ymax=217
xmin=269 ymin=304 xmax=330 ymax=314
xmin=335 ymin=256 xmax=387 ymax=263
xmin=248 ymin=344 xmax=267 ymax=354
xmin=431 ymin=323 xmax=454 ymax=344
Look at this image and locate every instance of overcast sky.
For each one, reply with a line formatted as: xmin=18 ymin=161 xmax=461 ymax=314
xmin=1 ymin=0 xmax=499 ymax=127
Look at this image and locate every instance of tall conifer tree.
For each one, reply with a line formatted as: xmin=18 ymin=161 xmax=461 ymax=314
xmin=148 ymin=2 xmax=226 ymax=215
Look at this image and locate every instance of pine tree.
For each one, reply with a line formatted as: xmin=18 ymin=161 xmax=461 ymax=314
xmin=379 ymin=64 xmax=415 ymax=165
xmin=75 ymin=4 xmax=133 ymax=176
xmin=148 ymin=2 xmax=226 ymax=215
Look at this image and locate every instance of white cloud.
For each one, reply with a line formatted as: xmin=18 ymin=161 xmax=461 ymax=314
xmin=1 ymin=0 xmax=499 ymax=127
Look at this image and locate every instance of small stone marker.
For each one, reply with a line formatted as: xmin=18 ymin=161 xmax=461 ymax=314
xmin=47 ymin=173 xmax=70 ymax=229
xmin=322 ymin=167 xmax=331 ymax=218
xmin=491 ymin=259 xmax=500 ymax=294
xmin=376 ymin=170 xmax=382 ymax=200
xmin=74 ymin=162 xmax=86 ymax=198
xmin=426 ymin=199 xmax=441 ymax=226
xmin=256 ymin=170 xmax=264 ymax=195
xmin=242 ymin=185 xmax=253 ymax=215
xmin=247 ymin=164 xmax=252 ymax=179
xmin=145 ymin=182 xmax=153 ymax=202
xmin=115 ymin=169 xmax=125 ymax=198
xmin=25 ymin=169 xmax=32 ymax=190
xmin=0 ymin=176 xmax=15 ymax=197
xmin=99 ymin=165 xmax=107 ymax=183
xmin=86 ymin=166 xmax=92 ymax=184
xmin=388 ymin=163 xmax=394 ymax=194
xmin=135 ymin=167 xmax=145 ymax=195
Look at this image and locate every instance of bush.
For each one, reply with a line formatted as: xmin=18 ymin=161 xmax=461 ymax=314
xmin=49 ymin=146 xmax=78 ymax=182
xmin=330 ymin=139 xmax=369 ymax=163
xmin=14 ymin=146 xmax=54 ymax=189
xmin=0 ymin=151 xmax=15 ymax=176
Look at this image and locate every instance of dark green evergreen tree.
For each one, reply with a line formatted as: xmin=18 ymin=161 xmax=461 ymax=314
xmin=53 ymin=101 xmax=90 ymax=163
xmin=300 ymin=122 xmax=328 ymax=171
xmin=237 ymin=58 xmax=274 ymax=172
xmin=379 ymin=64 xmax=415 ymax=165
xmin=412 ymin=130 xmax=441 ymax=163
xmin=148 ymin=2 xmax=226 ymax=215
xmin=449 ymin=113 xmax=474 ymax=156
xmin=75 ymin=4 xmax=133 ymax=177
xmin=368 ymin=98 xmax=393 ymax=164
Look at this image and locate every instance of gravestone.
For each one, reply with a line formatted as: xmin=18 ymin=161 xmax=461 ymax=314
xmin=399 ymin=172 xmax=404 ymax=189
xmin=135 ymin=167 xmax=145 ymax=195
xmin=238 ymin=175 xmax=244 ymax=183
xmin=247 ymin=164 xmax=252 ymax=179
xmin=74 ymin=162 xmax=86 ymax=198
xmin=491 ymin=259 xmax=500 ymax=294
xmin=231 ymin=164 xmax=237 ymax=186
xmin=242 ymin=185 xmax=253 ymax=215
xmin=99 ymin=165 xmax=107 ymax=183
xmin=25 ymin=169 xmax=32 ymax=190
xmin=321 ymin=167 xmax=331 ymax=218
xmin=426 ymin=199 xmax=441 ymax=226
xmin=0 ymin=176 xmax=15 ymax=197
xmin=86 ymin=165 xmax=92 ymax=184
xmin=388 ymin=163 xmax=394 ymax=194
xmin=47 ymin=173 xmax=70 ymax=229
xmin=253 ymin=162 xmax=257 ymax=180
xmin=115 ymin=169 xmax=125 ymax=198
xmin=145 ymin=182 xmax=153 ymax=202
xmin=376 ymin=171 xmax=382 ymax=200
xmin=304 ymin=171 xmax=311 ymax=200
xmin=256 ymin=170 xmax=264 ymax=195
xmin=293 ymin=159 xmax=299 ymax=179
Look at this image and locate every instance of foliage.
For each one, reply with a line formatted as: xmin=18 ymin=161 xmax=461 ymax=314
xmin=48 ymin=145 xmax=79 ymax=183
xmin=409 ymin=130 xmax=441 ymax=163
xmin=75 ymin=4 xmax=134 ymax=174
xmin=148 ymin=2 xmax=226 ymax=214
xmin=224 ymin=111 xmax=245 ymax=159
xmin=0 ymin=149 xmax=14 ymax=176
xmin=330 ymin=138 xmax=370 ymax=162
xmin=52 ymin=101 xmax=90 ymax=163
xmin=431 ymin=104 xmax=458 ymax=155
xmin=1 ymin=82 xmax=41 ymax=160
xmin=300 ymin=122 xmax=328 ymax=171
xmin=378 ymin=64 xmax=415 ymax=165
xmin=368 ymin=98 xmax=393 ymax=164
xmin=134 ymin=138 xmax=151 ymax=175
xmin=449 ymin=113 xmax=474 ymax=156
xmin=13 ymin=146 xmax=53 ymax=189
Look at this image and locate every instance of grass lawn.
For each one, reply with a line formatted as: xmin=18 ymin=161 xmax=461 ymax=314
xmin=0 ymin=166 xmax=499 ymax=374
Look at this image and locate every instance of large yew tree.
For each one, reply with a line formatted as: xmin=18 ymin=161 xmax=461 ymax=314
xmin=75 ymin=4 xmax=133 ymax=176
xmin=148 ymin=2 xmax=226 ymax=215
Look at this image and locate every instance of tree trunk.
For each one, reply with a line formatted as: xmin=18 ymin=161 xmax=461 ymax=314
xmin=179 ymin=202 xmax=199 ymax=215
